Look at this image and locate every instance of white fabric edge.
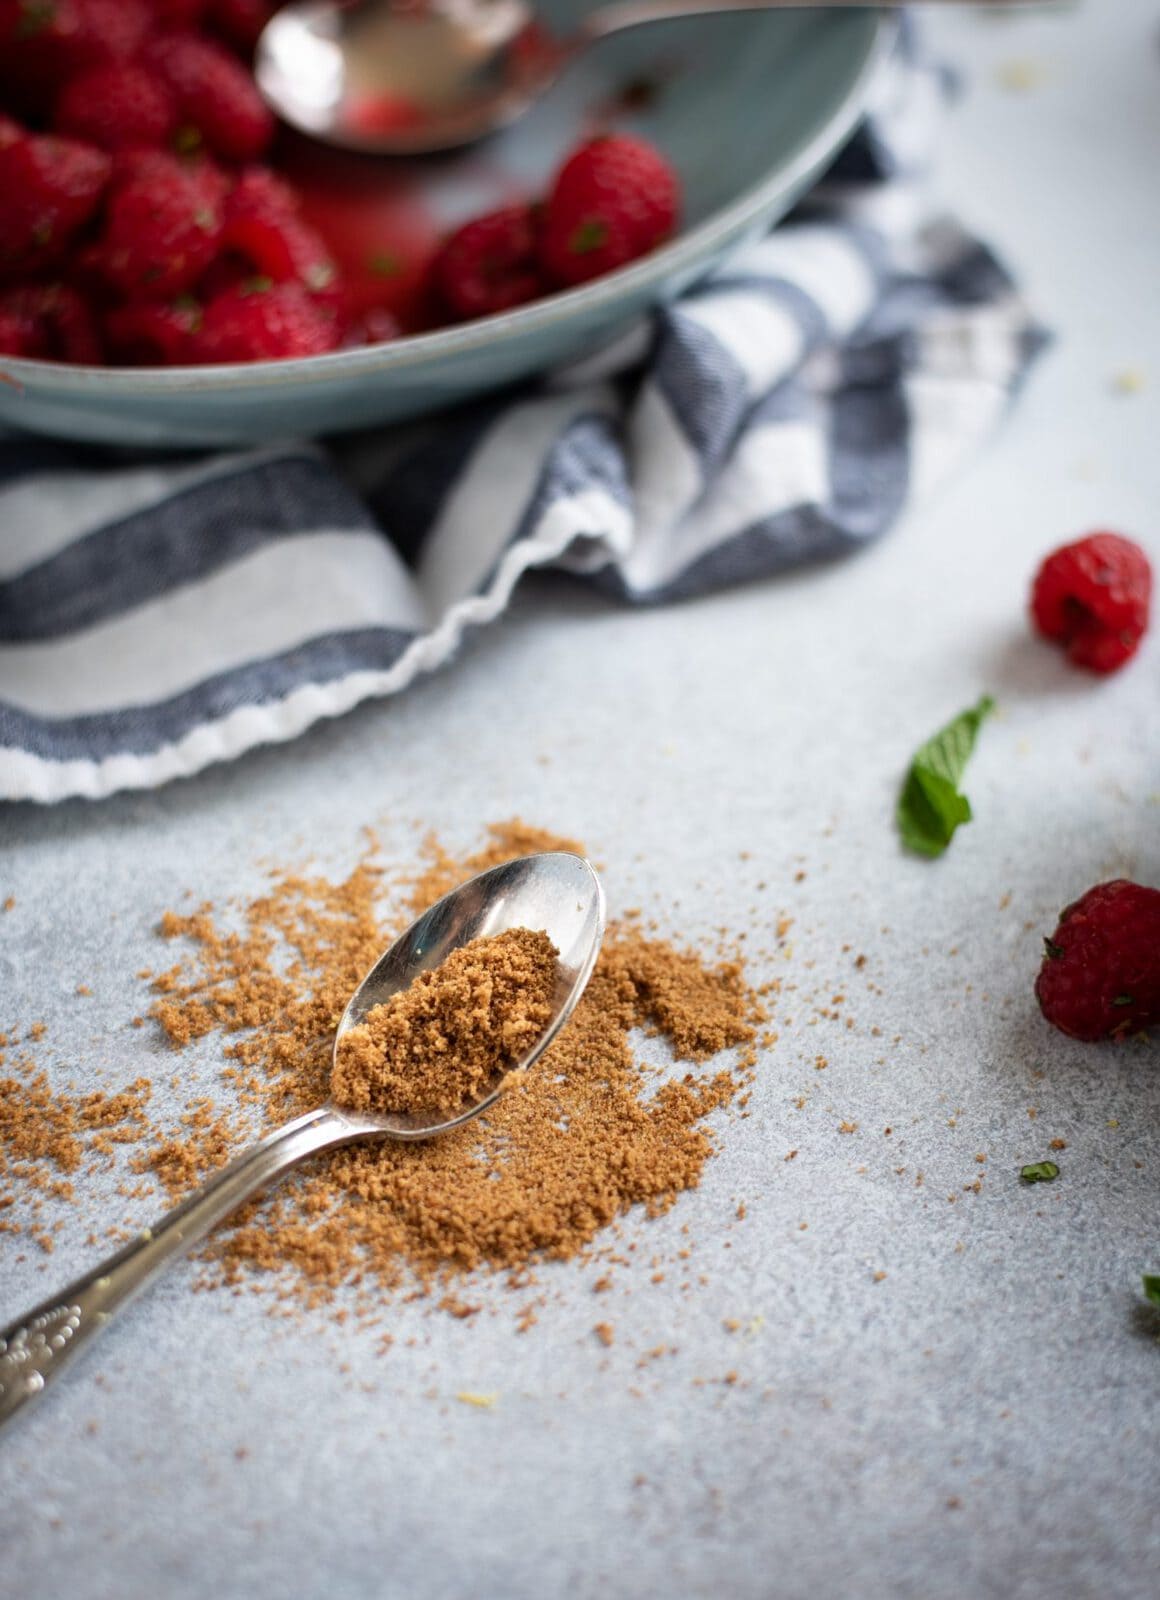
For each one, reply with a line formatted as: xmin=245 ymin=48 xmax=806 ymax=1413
xmin=0 ymin=483 xmax=632 ymax=804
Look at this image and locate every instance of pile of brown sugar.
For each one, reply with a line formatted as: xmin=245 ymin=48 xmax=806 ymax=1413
xmin=1 ymin=821 xmax=767 ymax=1314
xmin=330 ymin=928 xmax=559 ymax=1117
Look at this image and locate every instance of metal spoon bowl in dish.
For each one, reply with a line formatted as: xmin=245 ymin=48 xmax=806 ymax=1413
xmin=0 ymin=851 xmax=605 ymax=1430
xmin=257 ymin=0 xmax=1025 ymax=156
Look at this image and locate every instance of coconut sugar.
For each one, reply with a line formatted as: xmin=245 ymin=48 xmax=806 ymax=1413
xmin=330 ymin=928 xmax=559 ymax=1117
xmin=0 ymin=822 xmax=766 ymax=1315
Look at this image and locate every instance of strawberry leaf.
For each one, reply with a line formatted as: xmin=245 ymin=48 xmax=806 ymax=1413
xmin=569 ymin=219 xmax=608 ymax=255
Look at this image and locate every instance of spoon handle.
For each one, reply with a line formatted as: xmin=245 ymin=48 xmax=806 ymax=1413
xmin=0 ymin=1105 xmax=356 ymax=1430
xmin=581 ymin=0 xmax=1028 ymax=43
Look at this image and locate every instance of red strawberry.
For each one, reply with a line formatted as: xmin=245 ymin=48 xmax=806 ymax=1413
xmin=217 ymin=167 xmax=342 ymax=315
xmin=95 ymin=164 xmax=223 ymax=297
xmin=225 ymin=165 xmax=299 ymax=222
xmin=1030 ymin=532 xmax=1152 ymax=674
xmin=288 ymin=166 xmax=438 ymax=333
xmin=224 ymin=212 xmax=338 ymax=295
xmin=0 ymin=281 xmax=101 ymax=361
xmin=148 ymin=0 xmax=207 ymax=27
xmin=433 ymin=204 xmax=543 ymax=321
xmin=206 ymin=0 xmax=275 ymax=54
xmin=341 ymin=306 xmax=400 ymax=347
xmin=0 ymin=133 xmax=111 ymax=276
xmin=191 ymin=278 xmax=340 ymax=361
xmin=69 ymin=0 xmax=151 ymax=62
xmin=0 ymin=0 xmax=150 ymax=113
xmin=0 ymin=298 xmax=41 ymax=356
xmin=1036 ymin=880 xmax=1160 ymax=1041
xmin=143 ymin=32 xmax=273 ymax=162
xmin=539 ymin=134 xmax=679 ymax=288
xmin=105 ymin=297 xmax=202 ymax=363
xmin=196 ymin=253 xmax=246 ymax=301
xmin=55 ymin=63 xmax=179 ymax=152
xmin=112 ymin=147 xmax=229 ymax=209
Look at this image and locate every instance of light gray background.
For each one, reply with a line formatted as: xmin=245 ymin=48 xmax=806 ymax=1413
xmin=2 ymin=4 xmax=1158 ymax=1597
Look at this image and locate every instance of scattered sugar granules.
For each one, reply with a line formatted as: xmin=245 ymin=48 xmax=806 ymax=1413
xmin=0 ymin=822 xmax=765 ymax=1320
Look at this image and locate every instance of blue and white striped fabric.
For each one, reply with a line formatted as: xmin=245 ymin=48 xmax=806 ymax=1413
xmin=0 ymin=32 xmax=1046 ymax=804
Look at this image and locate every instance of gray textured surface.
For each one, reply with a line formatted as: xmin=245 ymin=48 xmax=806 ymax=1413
xmin=2 ymin=5 xmax=1159 ymax=1597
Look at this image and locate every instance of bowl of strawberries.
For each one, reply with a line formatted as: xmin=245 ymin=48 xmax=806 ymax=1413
xmin=0 ymin=0 xmax=887 ymax=445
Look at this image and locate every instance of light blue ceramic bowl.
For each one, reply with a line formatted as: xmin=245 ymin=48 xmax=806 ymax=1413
xmin=0 ymin=6 xmax=889 ymax=447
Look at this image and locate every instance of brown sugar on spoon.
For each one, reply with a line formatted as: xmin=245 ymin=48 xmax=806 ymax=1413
xmin=330 ymin=928 xmax=559 ymax=1117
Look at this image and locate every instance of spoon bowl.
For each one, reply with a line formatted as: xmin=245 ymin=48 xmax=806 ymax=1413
xmin=0 ymin=852 xmax=605 ymax=1427
xmin=256 ymin=0 xmax=1020 ymax=157
xmin=257 ymin=0 xmax=560 ymax=155
xmin=333 ymin=850 xmax=606 ymax=1137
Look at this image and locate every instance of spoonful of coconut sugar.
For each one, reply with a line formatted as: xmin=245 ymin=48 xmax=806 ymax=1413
xmin=330 ymin=926 xmax=559 ymax=1119
xmin=0 ymin=852 xmax=604 ymax=1430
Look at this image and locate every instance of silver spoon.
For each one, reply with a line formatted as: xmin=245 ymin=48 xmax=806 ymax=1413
xmin=257 ymin=0 xmax=1020 ymax=156
xmin=0 ymin=851 xmax=605 ymax=1430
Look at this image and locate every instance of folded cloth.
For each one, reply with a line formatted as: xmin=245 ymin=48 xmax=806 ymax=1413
xmin=0 ymin=25 xmax=1046 ymax=804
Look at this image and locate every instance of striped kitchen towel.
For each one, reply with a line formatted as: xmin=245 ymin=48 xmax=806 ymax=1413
xmin=0 ymin=27 xmax=1046 ymax=804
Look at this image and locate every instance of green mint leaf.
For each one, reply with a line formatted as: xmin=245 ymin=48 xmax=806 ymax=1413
xmin=1143 ymin=1274 xmax=1160 ymax=1308
xmin=1020 ymin=1160 xmax=1060 ymax=1183
xmin=239 ymin=276 xmax=274 ymax=297
xmin=897 ymin=695 xmax=995 ymax=858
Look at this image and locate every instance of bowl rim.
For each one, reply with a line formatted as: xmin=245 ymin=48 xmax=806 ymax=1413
xmin=0 ymin=9 xmax=894 ymax=398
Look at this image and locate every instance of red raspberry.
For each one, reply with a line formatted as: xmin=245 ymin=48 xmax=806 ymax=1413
xmin=191 ymin=278 xmax=340 ymax=362
xmin=96 ymin=165 xmax=223 ymax=298
xmin=54 ymin=63 xmax=179 ymax=153
xmin=105 ymin=297 xmax=201 ymax=363
xmin=206 ymin=0 xmax=275 ymax=54
xmin=0 ymin=282 xmax=101 ymax=361
xmin=1031 ymin=532 xmax=1152 ymax=674
xmin=539 ymin=134 xmax=679 ymax=288
xmin=0 ymin=114 xmax=23 ymax=150
xmin=1036 ymin=880 xmax=1160 ymax=1042
xmin=432 ymin=205 xmax=543 ymax=321
xmin=142 ymin=33 xmax=273 ymax=163
xmin=0 ymin=133 xmax=111 ymax=276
